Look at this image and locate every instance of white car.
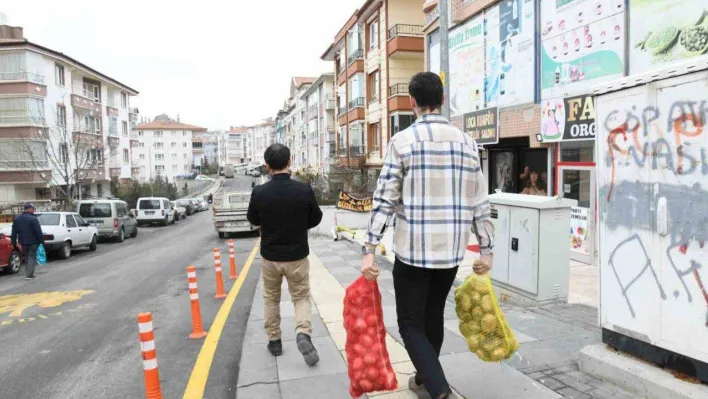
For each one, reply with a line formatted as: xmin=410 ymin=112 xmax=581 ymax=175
xmin=36 ymin=212 xmax=98 ymax=259
xmin=170 ymin=201 xmax=187 ymax=221
xmin=136 ymin=197 xmax=175 ymax=226
xmin=195 ymin=175 xmax=214 ymax=181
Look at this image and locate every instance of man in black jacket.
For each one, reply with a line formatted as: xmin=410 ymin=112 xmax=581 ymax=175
xmin=11 ymin=203 xmax=45 ymax=280
xmin=247 ymin=144 xmax=323 ymax=366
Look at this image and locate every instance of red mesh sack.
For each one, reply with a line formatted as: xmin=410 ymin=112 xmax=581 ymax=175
xmin=343 ymin=276 xmax=398 ymax=398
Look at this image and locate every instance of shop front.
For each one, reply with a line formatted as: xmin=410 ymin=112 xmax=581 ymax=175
xmin=540 ymin=94 xmax=596 ymax=265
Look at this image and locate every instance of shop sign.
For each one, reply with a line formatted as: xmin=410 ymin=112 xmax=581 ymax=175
xmin=336 ymin=191 xmax=372 ymax=212
xmin=570 ymin=206 xmax=590 ymax=256
xmin=629 ymin=0 xmax=708 ymax=75
xmin=463 ymin=107 xmax=499 ymax=145
xmin=448 ymin=14 xmax=485 ymax=117
xmin=538 ymin=94 xmax=595 ymax=142
xmin=540 ymin=0 xmax=625 ymax=99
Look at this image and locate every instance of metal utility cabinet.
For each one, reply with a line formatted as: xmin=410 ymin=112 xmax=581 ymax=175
xmin=488 ymin=192 xmax=577 ymax=305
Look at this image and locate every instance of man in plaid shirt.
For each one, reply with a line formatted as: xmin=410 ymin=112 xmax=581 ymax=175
xmin=361 ymin=72 xmax=495 ymax=399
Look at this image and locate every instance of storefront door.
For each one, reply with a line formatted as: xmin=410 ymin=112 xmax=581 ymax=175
xmin=559 ymin=165 xmax=595 ymax=265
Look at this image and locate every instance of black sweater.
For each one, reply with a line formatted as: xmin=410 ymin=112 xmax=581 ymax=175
xmin=247 ymin=173 xmax=323 ymax=262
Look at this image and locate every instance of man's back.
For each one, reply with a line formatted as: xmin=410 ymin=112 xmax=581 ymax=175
xmin=248 ymin=174 xmax=322 ymax=262
xmin=12 ymin=212 xmax=42 ymax=246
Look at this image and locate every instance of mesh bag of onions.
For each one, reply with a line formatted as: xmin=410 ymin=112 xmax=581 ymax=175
xmin=343 ymin=276 xmax=398 ymax=397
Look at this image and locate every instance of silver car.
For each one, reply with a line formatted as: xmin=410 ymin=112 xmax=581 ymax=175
xmin=77 ymin=199 xmax=138 ymax=242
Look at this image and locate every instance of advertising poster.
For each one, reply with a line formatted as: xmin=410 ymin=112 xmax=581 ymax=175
xmin=463 ymin=107 xmax=499 ymax=145
xmin=539 ymin=94 xmax=596 ymax=142
xmin=428 ymin=30 xmax=441 ymax=76
xmin=485 ymin=0 xmax=536 ymax=107
xmin=629 ymin=0 xmax=708 ymax=75
xmin=540 ymin=0 xmax=625 ymax=99
xmin=570 ymin=206 xmax=590 ymax=255
xmin=449 ymin=15 xmax=485 ymax=117
xmin=336 ymin=192 xmax=372 ymax=212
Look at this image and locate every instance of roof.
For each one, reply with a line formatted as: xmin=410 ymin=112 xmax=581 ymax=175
xmin=137 ymin=121 xmax=207 ymax=131
xmin=226 ymin=127 xmax=248 ymax=134
xmin=0 ymin=40 xmax=139 ymax=95
xmin=293 ymin=76 xmax=317 ymax=88
xmin=301 ymin=73 xmax=335 ymax=99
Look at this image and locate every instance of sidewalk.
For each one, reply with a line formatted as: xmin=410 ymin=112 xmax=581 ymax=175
xmin=237 ymin=238 xmax=638 ymax=399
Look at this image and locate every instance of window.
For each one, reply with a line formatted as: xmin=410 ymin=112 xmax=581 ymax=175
xmin=560 ymin=140 xmax=594 ymax=163
xmin=171 ymin=142 xmax=177 ymax=148
xmin=183 ymin=153 xmax=187 ymax=158
xmin=65 ymin=215 xmax=78 ymax=228
xmin=154 ymin=142 xmax=164 ymax=149
xmin=36 ymin=188 xmax=51 ymax=199
xmin=369 ymin=20 xmax=379 ymax=50
xmin=139 ymin=154 xmax=145 ymax=160
xmin=172 ymin=153 xmax=177 ymax=159
xmin=122 ymin=121 xmax=128 ymax=137
xmin=57 ymin=105 xmax=67 ymax=128
xmin=120 ymin=92 xmax=127 ymax=108
xmin=155 ymin=153 xmax=164 ymax=161
xmin=171 ymin=131 xmax=176 ymax=136
xmin=0 ymin=97 xmax=45 ymax=124
xmin=368 ymin=71 xmax=380 ymax=103
xmin=123 ymin=149 xmax=129 ymax=164
xmin=59 ymin=143 xmax=68 ymax=164
xmin=97 ymin=184 xmax=103 ymax=197
xmin=117 ymin=203 xmax=127 ymax=217
xmin=79 ymin=203 xmax=111 ymax=218
xmin=155 ymin=165 xmax=165 ymax=172
xmin=172 ymin=165 xmax=178 ymax=171
xmin=55 ymin=64 xmax=65 ymax=86
xmin=139 ymin=142 xmax=145 ymax=148
xmin=154 ymin=131 xmax=163 ymax=138
xmin=183 ymin=142 xmax=187 ymax=147
xmin=183 ymin=131 xmax=187 ymax=137
xmin=349 ymin=74 xmax=364 ymax=103
xmin=138 ymin=131 xmax=144 ymax=136
xmin=82 ymin=82 xmax=100 ymax=102
xmin=390 ymin=113 xmax=415 ymax=136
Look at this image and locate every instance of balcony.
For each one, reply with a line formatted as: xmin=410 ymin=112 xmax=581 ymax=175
xmin=308 ymin=104 xmax=318 ymax=116
xmin=337 ymin=105 xmax=347 ymax=118
xmin=71 ymin=94 xmax=101 ymax=113
xmin=106 ymin=105 xmax=119 ymax=117
xmin=347 ymin=49 xmax=364 ymax=65
xmin=387 ymin=24 xmax=424 ymax=56
xmin=349 ymin=97 xmax=365 ymax=109
xmin=324 ymin=95 xmax=336 ymax=111
xmin=0 ymin=116 xmax=46 ymax=127
xmin=369 ymin=94 xmax=379 ymax=104
xmin=129 ymin=108 xmax=139 ymax=122
xmin=349 ymin=145 xmax=366 ymax=156
xmin=388 ymin=83 xmax=413 ymax=112
xmin=131 ymin=166 xmax=141 ymax=176
xmin=73 ymin=83 xmax=101 ymax=103
xmin=338 ymin=146 xmax=348 ymax=156
xmin=0 ymin=159 xmax=50 ymax=171
xmin=108 ymin=125 xmax=119 ymax=137
xmin=328 ymin=142 xmax=336 ymax=157
xmin=0 ymin=71 xmax=45 ymax=84
xmin=107 ymin=135 xmax=120 ymax=148
xmin=109 ymin=167 xmax=122 ymax=178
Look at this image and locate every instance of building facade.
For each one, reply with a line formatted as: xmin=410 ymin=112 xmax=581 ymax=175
xmin=322 ymin=0 xmax=426 ymax=188
xmin=224 ymin=126 xmax=248 ymax=165
xmin=192 ymin=130 xmax=220 ymax=172
xmin=281 ymin=77 xmax=317 ymax=170
xmin=301 ymin=73 xmax=337 ymax=175
xmin=0 ymin=24 xmax=139 ymax=203
xmin=134 ymin=115 xmax=207 ymax=182
xmin=248 ymin=119 xmax=275 ymax=166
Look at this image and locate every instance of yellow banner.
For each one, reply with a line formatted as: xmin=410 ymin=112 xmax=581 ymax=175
xmin=336 ymin=191 xmax=372 ymax=213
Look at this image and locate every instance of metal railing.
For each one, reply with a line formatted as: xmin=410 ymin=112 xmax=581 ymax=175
xmin=389 ymin=83 xmax=409 ymax=97
xmin=0 ymin=71 xmax=45 ymax=83
xmin=347 ymin=49 xmax=364 ymax=65
xmin=388 ymin=24 xmax=424 ymax=39
xmin=0 ymin=159 xmax=49 ymax=169
xmin=349 ymin=145 xmax=366 ymax=156
xmin=338 ymin=147 xmax=348 ymax=156
xmin=338 ymin=105 xmax=347 ymax=117
xmin=0 ymin=116 xmax=47 ymax=126
xmin=369 ymin=94 xmax=379 ymax=104
xmin=349 ymin=97 xmax=365 ymax=108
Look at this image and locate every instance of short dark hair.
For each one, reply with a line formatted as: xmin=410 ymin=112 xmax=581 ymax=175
xmin=408 ymin=72 xmax=443 ymax=111
xmin=264 ymin=144 xmax=290 ymax=171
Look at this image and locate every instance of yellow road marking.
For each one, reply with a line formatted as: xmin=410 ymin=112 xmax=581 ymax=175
xmin=183 ymin=240 xmax=260 ymax=399
xmin=0 ymin=290 xmax=94 ymax=317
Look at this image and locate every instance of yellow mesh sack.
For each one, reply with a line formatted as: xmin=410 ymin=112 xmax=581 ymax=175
xmin=454 ymin=269 xmax=518 ymax=362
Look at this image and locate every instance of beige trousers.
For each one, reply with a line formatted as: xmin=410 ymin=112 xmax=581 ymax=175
xmin=261 ymin=257 xmax=312 ymax=341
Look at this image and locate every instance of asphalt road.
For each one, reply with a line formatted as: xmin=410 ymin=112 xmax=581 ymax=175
xmin=0 ymin=175 xmax=262 ymax=398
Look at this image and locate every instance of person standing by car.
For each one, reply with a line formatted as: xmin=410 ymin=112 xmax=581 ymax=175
xmin=247 ymin=143 xmax=323 ymax=366
xmin=361 ymin=72 xmax=495 ymax=399
xmin=11 ymin=203 xmax=45 ymax=280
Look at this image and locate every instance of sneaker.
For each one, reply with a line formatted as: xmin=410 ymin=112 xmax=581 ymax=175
xmin=296 ymin=333 xmax=319 ymax=366
xmin=25 ymin=275 xmax=37 ymax=281
xmin=267 ymin=339 xmax=283 ymax=356
xmin=408 ymin=375 xmax=432 ymax=399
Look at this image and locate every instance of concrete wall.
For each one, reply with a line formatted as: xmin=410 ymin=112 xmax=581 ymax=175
xmin=388 ymin=0 xmax=426 ymax=26
xmin=309 ymin=206 xmax=371 ymax=237
xmin=389 ymin=56 xmax=423 ymax=86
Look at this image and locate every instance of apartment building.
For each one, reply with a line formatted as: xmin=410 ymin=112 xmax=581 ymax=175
xmin=0 ymin=24 xmax=139 ymax=203
xmin=134 ymin=114 xmax=207 ymax=182
xmin=192 ymin=130 xmax=220 ymax=171
xmin=322 ymin=0 xmax=425 ymax=187
xmin=301 ymin=73 xmax=336 ymax=175
xmin=224 ymin=126 xmax=248 ymax=165
xmin=248 ymin=119 xmax=275 ymax=166
xmin=281 ymin=77 xmax=317 ymax=170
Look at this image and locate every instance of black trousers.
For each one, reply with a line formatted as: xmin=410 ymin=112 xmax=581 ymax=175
xmin=393 ymin=257 xmax=458 ymax=398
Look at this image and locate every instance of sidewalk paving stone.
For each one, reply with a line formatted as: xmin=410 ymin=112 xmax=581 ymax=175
xmin=280 ymin=373 xmax=352 ymax=399
xmin=277 ymin=336 xmax=346 ymax=381
xmin=237 ymin=382 xmax=281 ymax=399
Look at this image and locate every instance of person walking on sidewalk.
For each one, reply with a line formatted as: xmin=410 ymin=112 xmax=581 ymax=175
xmin=11 ymin=203 xmax=45 ymax=280
xmin=247 ymin=143 xmax=323 ymax=366
xmin=361 ymin=72 xmax=495 ymax=399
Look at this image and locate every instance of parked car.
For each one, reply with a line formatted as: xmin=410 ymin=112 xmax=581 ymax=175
xmin=77 ymin=199 xmax=138 ymax=243
xmin=0 ymin=231 xmax=21 ymax=274
xmin=136 ymin=197 xmax=175 ymax=226
xmin=35 ymin=212 xmax=98 ymax=259
xmin=195 ymin=175 xmax=215 ymax=181
xmin=196 ymin=198 xmax=209 ymax=211
xmin=189 ymin=198 xmax=201 ymax=212
xmin=170 ymin=201 xmax=187 ymax=221
xmin=176 ymin=199 xmax=195 ymax=216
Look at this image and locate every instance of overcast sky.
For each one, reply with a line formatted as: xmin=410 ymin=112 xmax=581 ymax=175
xmin=3 ymin=0 xmax=363 ymax=130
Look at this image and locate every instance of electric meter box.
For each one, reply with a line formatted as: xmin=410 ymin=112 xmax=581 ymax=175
xmin=488 ymin=192 xmax=577 ymax=305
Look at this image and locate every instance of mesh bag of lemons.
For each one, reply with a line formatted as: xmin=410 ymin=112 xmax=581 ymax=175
xmin=454 ymin=266 xmax=519 ymax=362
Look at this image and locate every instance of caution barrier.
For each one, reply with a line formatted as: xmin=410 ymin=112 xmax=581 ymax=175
xmin=228 ymin=240 xmax=238 ymax=280
xmin=187 ymin=266 xmax=208 ymax=339
xmin=137 ymin=312 xmax=163 ymax=399
xmin=212 ymin=248 xmax=227 ymax=299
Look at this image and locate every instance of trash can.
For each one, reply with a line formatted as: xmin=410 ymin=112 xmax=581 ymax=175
xmin=488 ymin=192 xmax=577 ymax=305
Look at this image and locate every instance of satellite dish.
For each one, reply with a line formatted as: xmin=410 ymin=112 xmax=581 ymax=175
xmin=0 ymin=13 xmax=8 ymax=25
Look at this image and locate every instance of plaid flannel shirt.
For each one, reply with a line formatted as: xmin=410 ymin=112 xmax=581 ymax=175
xmin=365 ymin=114 xmax=494 ymax=269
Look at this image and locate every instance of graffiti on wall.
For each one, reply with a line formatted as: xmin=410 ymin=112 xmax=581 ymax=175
xmin=600 ymin=96 xmax=708 ymax=325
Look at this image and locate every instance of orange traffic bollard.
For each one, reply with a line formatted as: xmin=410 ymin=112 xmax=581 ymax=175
xmin=187 ymin=266 xmax=208 ymax=339
xmin=228 ymin=239 xmax=238 ymax=280
xmin=213 ymin=248 xmax=227 ymax=299
xmin=137 ymin=312 xmax=163 ymax=399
